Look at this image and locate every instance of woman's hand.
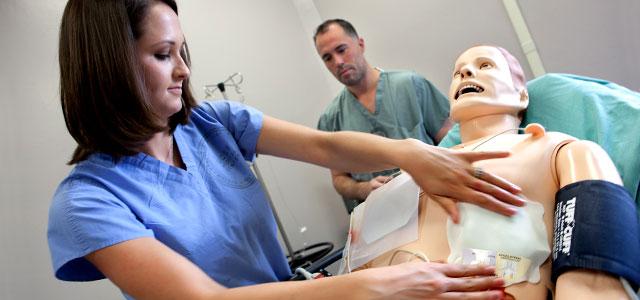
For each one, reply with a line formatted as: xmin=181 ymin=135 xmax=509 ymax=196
xmin=400 ymin=139 xmax=525 ymax=223
xmin=361 ymin=261 xmax=505 ymax=300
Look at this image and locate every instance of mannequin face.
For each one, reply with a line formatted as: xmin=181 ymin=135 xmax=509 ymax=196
xmin=448 ymin=46 xmax=528 ymax=122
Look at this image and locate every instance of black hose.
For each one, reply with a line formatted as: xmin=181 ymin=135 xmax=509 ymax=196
xmin=287 ymin=242 xmax=334 ymax=272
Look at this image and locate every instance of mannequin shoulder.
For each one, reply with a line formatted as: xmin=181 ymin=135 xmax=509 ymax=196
xmin=555 ymin=139 xmax=622 ymax=186
xmin=558 ymin=139 xmax=604 ymax=155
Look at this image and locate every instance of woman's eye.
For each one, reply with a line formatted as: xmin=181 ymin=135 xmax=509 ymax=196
xmin=453 ymin=70 xmax=460 ymax=77
xmin=480 ymin=63 xmax=491 ymax=69
xmin=154 ymin=54 xmax=170 ymax=60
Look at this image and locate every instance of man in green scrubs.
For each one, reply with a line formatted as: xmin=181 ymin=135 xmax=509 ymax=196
xmin=314 ymin=19 xmax=452 ymax=213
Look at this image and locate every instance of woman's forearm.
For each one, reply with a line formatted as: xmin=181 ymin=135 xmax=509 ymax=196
xmin=212 ymin=272 xmax=375 ymax=300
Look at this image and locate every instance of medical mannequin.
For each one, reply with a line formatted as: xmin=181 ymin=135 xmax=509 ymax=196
xmin=349 ymin=46 xmax=638 ymax=299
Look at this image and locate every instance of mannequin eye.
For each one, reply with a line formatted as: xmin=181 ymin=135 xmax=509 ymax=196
xmin=480 ymin=62 xmax=492 ymax=69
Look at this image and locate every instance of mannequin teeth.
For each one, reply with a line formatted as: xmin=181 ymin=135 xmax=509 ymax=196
xmin=455 ymin=84 xmax=485 ymax=100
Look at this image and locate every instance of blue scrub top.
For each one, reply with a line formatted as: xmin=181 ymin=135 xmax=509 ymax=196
xmin=47 ymin=101 xmax=292 ymax=291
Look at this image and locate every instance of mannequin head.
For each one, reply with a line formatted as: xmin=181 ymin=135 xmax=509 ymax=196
xmin=448 ymin=46 xmax=529 ymax=122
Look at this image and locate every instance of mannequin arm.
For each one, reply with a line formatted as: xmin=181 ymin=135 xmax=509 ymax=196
xmin=554 ymin=140 xmax=628 ymax=300
xmin=555 ymin=140 xmax=622 ymax=187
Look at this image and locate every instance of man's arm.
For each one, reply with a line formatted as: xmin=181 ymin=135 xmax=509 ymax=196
xmin=330 ymin=170 xmax=390 ymax=201
xmin=413 ymin=74 xmax=452 ymax=144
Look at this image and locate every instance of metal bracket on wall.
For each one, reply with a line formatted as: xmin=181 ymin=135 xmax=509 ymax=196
xmin=502 ymin=0 xmax=546 ymax=77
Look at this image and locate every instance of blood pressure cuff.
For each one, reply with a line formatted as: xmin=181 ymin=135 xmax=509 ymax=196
xmin=552 ymin=180 xmax=640 ymax=287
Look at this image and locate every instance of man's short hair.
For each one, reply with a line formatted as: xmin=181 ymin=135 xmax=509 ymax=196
xmin=313 ymin=19 xmax=359 ymax=42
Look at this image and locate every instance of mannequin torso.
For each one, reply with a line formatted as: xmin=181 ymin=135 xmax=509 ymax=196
xmin=362 ymin=127 xmax=575 ymax=299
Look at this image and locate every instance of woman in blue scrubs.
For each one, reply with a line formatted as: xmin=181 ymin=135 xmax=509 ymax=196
xmin=48 ymin=1 xmax=525 ymax=299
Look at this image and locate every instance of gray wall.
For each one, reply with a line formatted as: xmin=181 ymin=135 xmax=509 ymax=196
xmin=0 ymin=0 xmax=637 ymax=299
xmin=0 ymin=1 xmax=119 ymax=299
xmin=314 ymin=0 xmax=640 ymax=93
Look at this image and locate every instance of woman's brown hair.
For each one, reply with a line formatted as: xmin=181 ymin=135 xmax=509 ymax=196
xmin=59 ymin=0 xmax=197 ymax=164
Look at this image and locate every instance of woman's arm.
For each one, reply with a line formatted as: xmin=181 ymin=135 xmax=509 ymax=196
xmin=86 ymin=237 xmax=505 ymax=300
xmin=257 ymin=116 xmax=524 ymax=218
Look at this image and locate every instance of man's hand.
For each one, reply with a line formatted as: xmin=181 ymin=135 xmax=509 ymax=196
xmin=356 ymin=175 xmax=391 ymax=199
xmin=330 ymin=171 xmax=393 ymax=201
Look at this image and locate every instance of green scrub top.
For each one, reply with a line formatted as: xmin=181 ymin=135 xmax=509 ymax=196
xmin=318 ymin=69 xmax=449 ymax=211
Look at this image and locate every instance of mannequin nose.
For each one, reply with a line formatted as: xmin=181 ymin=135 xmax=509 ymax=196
xmin=460 ymin=66 xmax=474 ymax=78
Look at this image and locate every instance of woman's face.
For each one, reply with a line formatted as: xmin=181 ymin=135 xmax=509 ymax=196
xmin=136 ymin=2 xmax=190 ymax=124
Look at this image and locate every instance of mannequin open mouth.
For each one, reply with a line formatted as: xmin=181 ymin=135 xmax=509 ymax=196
xmin=455 ymin=84 xmax=485 ymax=100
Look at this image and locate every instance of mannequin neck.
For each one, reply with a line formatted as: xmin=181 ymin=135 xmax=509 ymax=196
xmin=459 ymin=114 xmax=522 ymax=143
